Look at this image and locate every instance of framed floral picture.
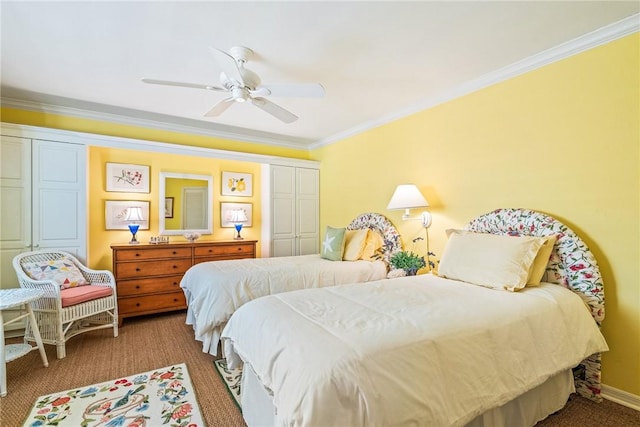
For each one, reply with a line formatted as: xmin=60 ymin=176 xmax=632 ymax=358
xmin=106 ymin=163 xmax=150 ymax=193
xmin=220 ymin=202 xmax=253 ymax=227
xmin=105 ymin=200 xmax=150 ymax=230
xmin=221 ymin=171 xmax=252 ymax=197
xmin=164 ymin=197 xmax=174 ymax=218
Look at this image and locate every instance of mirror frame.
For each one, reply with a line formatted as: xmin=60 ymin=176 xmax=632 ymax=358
xmin=158 ymin=172 xmax=213 ymax=236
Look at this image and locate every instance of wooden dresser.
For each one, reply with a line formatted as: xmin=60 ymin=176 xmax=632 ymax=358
xmin=111 ymin=240 xmax=257 ymax=325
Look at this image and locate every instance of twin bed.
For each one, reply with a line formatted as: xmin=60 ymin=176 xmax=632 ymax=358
xmin=217 ymin=208 xmax=608 ymax=426
xmin=180 ymin=212 xmax=402 ymax=355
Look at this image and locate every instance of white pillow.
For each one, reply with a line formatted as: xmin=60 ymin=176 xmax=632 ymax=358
xmin=438 ymin=231 xmax=545 ymax=291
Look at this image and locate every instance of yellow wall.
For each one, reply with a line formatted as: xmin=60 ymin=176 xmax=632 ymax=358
xmin=311 ymin=33 xmax=640 ymax=395
xmin=88 ymin=146 xmax=262 ymax=271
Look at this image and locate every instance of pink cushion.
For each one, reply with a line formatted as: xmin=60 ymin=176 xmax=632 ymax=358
xmin=60 ymin=285 xmax=113 ymax=308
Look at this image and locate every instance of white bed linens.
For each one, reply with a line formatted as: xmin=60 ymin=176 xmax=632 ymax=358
xmin=222 ymin=275 xmax=608 ymax=427
xmin=182 ymin=254 xmax=387 ymax=355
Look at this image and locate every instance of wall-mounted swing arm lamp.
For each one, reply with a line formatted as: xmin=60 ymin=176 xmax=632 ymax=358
xmin=386 ymin=184 xmax=432 ymax=228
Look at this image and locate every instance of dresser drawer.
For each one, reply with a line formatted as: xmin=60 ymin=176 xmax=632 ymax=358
xmin=194 ymin=243 xmax=255 ymax=257
xmin=116 ymin=276 xmax=183 ymax=297
xmin=118 ymin=291 xmax=186 ymax=316
xmin=116 ymin=258 xmax=192 ymax=279
xmin=114 ymin=247 xmax=192 ymax=261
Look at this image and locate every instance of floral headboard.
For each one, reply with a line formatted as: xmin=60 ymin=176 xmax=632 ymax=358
xmin=466 ymin=208 xmax=605 ymax=402
xmin=346 ymin=212 xmax=402 ymax=266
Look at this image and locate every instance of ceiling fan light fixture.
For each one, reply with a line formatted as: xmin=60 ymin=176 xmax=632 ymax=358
xmin=232 ymin=86 xmax=248 ymax=102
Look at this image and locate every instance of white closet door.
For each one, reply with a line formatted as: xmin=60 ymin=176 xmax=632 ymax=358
xmin=0 ymin=136 xmax=31 ymax=290
xmin=31 ymin=139 xmax=87 ymax=260
xmin=271 ymin=165 xmax=296 ymax=257
xmin=296 ymin=168 xmax=319 ymax=255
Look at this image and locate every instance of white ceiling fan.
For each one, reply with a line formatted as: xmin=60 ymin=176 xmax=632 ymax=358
xmin=142 ymin=46 xmax=325 ymax=123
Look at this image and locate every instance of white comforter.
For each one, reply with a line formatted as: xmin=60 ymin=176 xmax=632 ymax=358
xmin=222 ymin=275 xmax=608 ymax=427
xmin=181 ymin=254 xmax=387 ymax=355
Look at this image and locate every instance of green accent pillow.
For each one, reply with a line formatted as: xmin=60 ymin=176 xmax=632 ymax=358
xmin=321 ymin=226 xmax=346 ymax=261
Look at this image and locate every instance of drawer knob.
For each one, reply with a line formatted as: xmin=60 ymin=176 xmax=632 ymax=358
xmin=173 ymin=298 xmax=178 ymax=302
xmin=237 ymin=247 xmax=242 ymax=251
xmin=173 ymin=265 xmax=178 ymax=269
xmin=173 ymin=282 xmax=178 ymax=286
xmin=136 ymin=303 xmax=140 ymax=307
xmin=172 ymin=251 xmax=177 ymax=255
xmin=135 ymin=285 xmax=140 ymax=289
xmin=135 ymin=253 xmax=140 ymax=257
xmin=136 ymin=268 xmax=141 ymax=272
xmin=208 ymin=249 xmax=213 ymax=253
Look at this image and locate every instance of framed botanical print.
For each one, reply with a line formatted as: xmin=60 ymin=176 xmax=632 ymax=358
xmin=106 ymin=163 xmax=150 ymax=193
xmin=221 ymin=171 xmax=252 ymax=197
xmin=105 ymin=200 xmax=150 ymax=230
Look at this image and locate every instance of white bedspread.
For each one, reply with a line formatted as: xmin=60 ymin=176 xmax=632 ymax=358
xmin=222 ymin=275 xmax=608 ymax=427
xmin=181 ymin=254 xmax=387 ymax=355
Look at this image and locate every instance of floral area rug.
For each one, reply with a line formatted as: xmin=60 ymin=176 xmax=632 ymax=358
xmin=213 ymin=359 xmax=242 ymax=409
xmin=24 ymin=363 xmax=204 ymax=426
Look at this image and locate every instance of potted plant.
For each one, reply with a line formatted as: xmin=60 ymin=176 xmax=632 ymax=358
xmin=389 ymin=251 xmax=426 ymax=276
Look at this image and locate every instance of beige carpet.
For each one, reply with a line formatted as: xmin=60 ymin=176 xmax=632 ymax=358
xmin=1 ymin=311 xmax=244 ymax=427
xmin=1 ymin=311 xmax=638 ymax=426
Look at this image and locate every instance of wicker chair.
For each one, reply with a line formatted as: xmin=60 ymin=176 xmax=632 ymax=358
xmin=12 ymin=251 xmax=118 ymax=359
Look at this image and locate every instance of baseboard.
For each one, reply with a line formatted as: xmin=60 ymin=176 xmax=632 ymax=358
xmin=601 ymin=384 xmax=640 ymax=411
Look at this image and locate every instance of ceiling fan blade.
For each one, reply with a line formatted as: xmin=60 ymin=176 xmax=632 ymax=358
xmin=204 ymin=97 xmax=235 ymax=117
xmin=256 ymin=83 xmax=325 ymax=98
xmin=141 ymin=78 xmax=225 ymax=92
xmin=209 ymin=47 xmax=244 ymax=85
xmin=251 ymin=97 xmax=298 ymax=123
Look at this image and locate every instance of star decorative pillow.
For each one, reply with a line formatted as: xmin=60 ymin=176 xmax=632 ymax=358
xmin=321 ymin=226 xmax=346 ymax=261
xmin=23 ymin=258 xmax=90 ymax=289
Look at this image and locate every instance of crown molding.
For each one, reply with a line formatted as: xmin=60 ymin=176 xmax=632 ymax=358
xmin=0 ymin=96 xmax=314 ymax=150
xmin=0 ymin=122 xmax=320 ymax=169
xmin=311 ymin=13 xmax=639 ymax=149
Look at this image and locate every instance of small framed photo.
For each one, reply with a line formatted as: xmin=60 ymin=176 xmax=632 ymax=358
xmin=220 ymin=202 xmax=253 ymax=228
xmin=221 ymin=171 xmax=252 ymax=197
xmin=106 ymin=163 xmax=150 ymax=193
xmin=105 ymin=200 xmax=150 ymax=230
xmin=165 ymin=197 xmax=174 ymax=218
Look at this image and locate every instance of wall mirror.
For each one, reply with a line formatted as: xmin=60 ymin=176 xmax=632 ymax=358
xmin=159 ymin=172 xmax=213 ymax=236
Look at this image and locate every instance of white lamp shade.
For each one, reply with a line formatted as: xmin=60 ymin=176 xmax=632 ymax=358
xmin=387 ymin=184 xmax=429 ymax=210
xmin=124 ymin=207 xmax=144 ymax=222
xmin=230 ymin=209 xmax=248 ymax=223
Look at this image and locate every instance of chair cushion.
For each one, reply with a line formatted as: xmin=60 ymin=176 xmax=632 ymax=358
xmin=23 ymin=258 xmax=89 ymax=289
xmin=60 ymin=285 xmax=113 ymax=308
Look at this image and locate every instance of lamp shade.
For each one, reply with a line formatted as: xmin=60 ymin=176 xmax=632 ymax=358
xmin=124 ymin=207 xmax=144 ymax=222
xmin=230 ymin=209 xmax=248 ymax=223
xmin=387 ymin=184 xmax=429 ymax=210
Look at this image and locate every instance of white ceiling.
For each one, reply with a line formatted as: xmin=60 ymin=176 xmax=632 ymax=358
xmin=1 ymin=1 xmax=638 ymax=149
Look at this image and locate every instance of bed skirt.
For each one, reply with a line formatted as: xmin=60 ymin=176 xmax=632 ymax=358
xmin=240 ymin=363 xmax=574 ymax=427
